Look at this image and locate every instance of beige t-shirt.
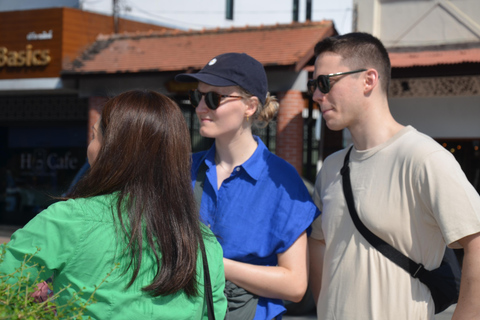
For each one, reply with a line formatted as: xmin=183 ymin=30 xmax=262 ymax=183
xmin=311 ymin=126 xmax=480 ymax=320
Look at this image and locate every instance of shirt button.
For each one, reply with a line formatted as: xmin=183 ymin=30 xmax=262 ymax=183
xmin=236 ymin=167 xmax=240 ymax=172
xmin=208 ymin=224 xmax=211 ymax=228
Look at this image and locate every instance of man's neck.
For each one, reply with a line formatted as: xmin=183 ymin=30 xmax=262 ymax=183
xmin=349 ymin=103 xmax=404 ymax=151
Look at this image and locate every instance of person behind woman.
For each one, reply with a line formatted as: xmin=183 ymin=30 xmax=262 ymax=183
xmin=175 ymin=53 xmax=320 ymax=320
xmin=0 ymin=90 xmax=227 ymax=319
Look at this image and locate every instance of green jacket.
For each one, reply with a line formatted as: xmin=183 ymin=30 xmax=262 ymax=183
xmin=0 ymin=194 xmax=227 ymax=319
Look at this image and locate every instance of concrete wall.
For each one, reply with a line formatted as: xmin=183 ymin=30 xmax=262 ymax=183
xmin=390 ymin=95 xmax=480 ymax=138
xmin=354 ymin=0 xmax=480 ymax=47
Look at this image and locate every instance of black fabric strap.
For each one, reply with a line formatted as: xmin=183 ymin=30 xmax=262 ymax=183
xmin=194 ymin=160 xmax=216 ymax=320
xmin=200 ymin=238 xmax=215 ymax=320
xmin=194 ymin=161 xmax=208 ymax=216
xmin=340 ymin=146 xmax=426 ymax=279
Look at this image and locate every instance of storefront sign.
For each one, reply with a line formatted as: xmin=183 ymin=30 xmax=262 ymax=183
xmin=0 ymin=45 xmax=51 ymax=67
xmin=20 ymin=151 xmax=79 ymax=171
xmin=26 ymin=30 xmax=53 ymax=41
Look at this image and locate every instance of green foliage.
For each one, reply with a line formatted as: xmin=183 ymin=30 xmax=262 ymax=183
xmin=0 ymin=246 xmax=117 ymax=319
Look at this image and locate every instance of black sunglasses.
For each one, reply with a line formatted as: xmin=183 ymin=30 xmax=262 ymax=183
xmin=188 ymin=89 xmax=243 ymax=110
xmin=307 ymin=69 xmax=367 ymax=95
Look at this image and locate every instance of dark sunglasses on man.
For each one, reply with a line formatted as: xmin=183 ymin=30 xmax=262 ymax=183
xmin=307 ymin=69 xmax=367 ymax=95
xmin=189 ymin=89 xmax=243 ymax=110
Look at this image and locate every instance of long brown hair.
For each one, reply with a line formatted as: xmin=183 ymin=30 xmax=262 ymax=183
xmin=70 ymin=90 xmax=202 ymax=297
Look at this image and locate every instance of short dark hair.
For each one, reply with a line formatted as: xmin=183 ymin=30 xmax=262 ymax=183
xmin=314 ymin=32 xmax=391 ymax=94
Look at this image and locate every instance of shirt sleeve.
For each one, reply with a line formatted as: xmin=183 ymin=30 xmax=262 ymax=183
xmin=199 ymin=229 xmax=227 ymax=320
xmin=209 ymin=238 xmax=228 ymax=320
xmin=0 ymin=199 xmax=89 ymax=283
xmin=271 ymin=172 xmax=321 ymax=254
xmin=417 ymin=149 xmax=480 ymax=247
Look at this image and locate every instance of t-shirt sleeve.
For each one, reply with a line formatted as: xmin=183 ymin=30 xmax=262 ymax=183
xmin=0 ymin=199 xmax=88 ymax=282
xmin=417 ymin=149 xmax=480 ymax=247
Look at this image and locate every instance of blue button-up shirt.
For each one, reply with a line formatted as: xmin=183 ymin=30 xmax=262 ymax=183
xmin=192 ymin=137 xmax=320 ymax=320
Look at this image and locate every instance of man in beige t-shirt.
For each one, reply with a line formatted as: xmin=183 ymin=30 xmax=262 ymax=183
xmin=308 ymin=32 xmax=480 ymax=320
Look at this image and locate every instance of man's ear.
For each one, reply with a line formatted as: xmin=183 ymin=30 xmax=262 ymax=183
xmin=364 ymin=69 xmax=379 ymax=94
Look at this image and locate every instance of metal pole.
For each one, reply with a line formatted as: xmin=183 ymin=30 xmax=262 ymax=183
xmin=306 ymin=0 xmax=312 ymax=21
xmin=113 ymin=0 xmax=119 ymax=34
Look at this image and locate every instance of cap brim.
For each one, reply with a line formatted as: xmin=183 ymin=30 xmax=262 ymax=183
xmin=175 ymin=73 xmax=238 ymax=87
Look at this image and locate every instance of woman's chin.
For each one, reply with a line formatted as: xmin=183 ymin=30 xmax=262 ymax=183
xmin=199 ymin=129 xmax=216 ymax=139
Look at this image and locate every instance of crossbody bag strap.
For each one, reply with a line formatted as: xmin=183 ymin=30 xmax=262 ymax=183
xmin=200 ymin=238 xmax=216 ymax=320
xmin=340 ymin=146 xmax=426 ymax=279
xmin=194 ymin=159 xmax=208 ymax=215
xmin=194 ymin=157 xmax=215 ymax=320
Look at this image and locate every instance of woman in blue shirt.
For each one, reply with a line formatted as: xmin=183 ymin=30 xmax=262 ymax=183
xmin=176 ymin=53 xmax=320 ymax=320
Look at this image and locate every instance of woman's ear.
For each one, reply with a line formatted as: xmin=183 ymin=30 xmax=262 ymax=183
xmin=245 ymin=96 xmax=259 ymax=118
xmin=364 ymin=69 xmax=379 ymax=94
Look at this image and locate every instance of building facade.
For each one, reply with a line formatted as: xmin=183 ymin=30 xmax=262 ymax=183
xmin=352 ymin=0 xmax=480 ymax=192
xmin=62 ymin=21 xmax=337 ymax=178
xmin=0 ymin=7 xmax=172 ymax=225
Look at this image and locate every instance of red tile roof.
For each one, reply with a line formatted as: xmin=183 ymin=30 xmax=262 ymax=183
xmin=65 ymin=21 xmax=336 ymax=74
xmin=390 ymin=48 xmax=480 ymax=68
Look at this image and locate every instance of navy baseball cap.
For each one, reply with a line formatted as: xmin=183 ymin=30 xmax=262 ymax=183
xmin=175 ymin=52 xmax=268 ymax=105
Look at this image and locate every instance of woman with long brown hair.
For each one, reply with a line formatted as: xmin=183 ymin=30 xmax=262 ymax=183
xmin=0 ymin=90 xmax=227 ymax=319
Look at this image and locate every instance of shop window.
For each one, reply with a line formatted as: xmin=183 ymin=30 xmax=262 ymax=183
xmin=226 ymin=0 xmax=234 ymax=20
xmin=437 ymin=139 xmax=480 ymax=193
xmin=0 ymin=95 xmax=88 ymax=226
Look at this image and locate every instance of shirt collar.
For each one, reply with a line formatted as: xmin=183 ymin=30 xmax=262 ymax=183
xmin=203 ymin=144 xmax=216 ymax=169
xmin=241 ymin=136 xmax=268 ymax=181
xmin=201 ymin=136 xmax=269 ymax=182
